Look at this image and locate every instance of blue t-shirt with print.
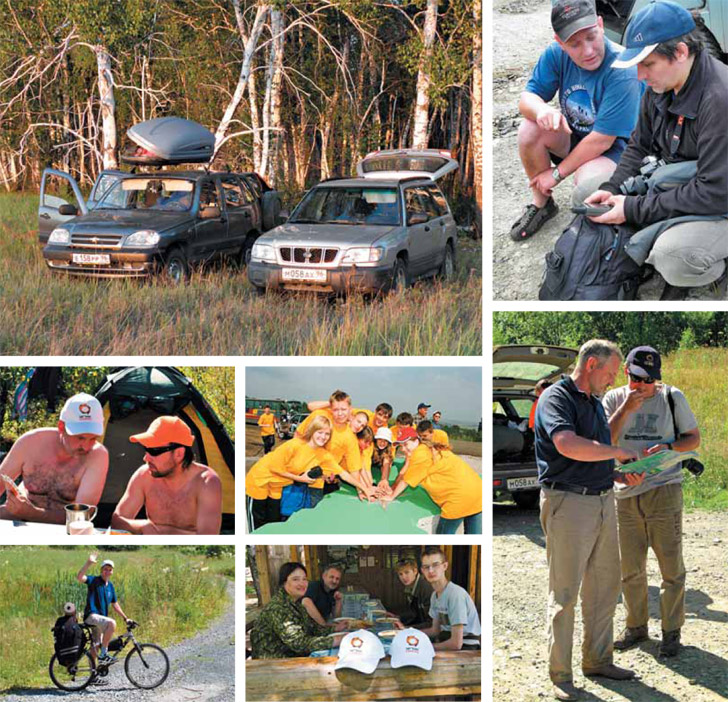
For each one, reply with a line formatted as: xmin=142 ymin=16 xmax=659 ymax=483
xmin=84 ymin=575 xmax=117 ymax=619
xmin=525 ymin=39 xmax=642 ymax=160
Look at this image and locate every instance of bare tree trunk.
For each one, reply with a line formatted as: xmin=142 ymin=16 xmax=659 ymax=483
xmin=260 ymin=8 xmax=283 ymax=180
xmin=96 ymin=46 xmax=118 ymax=169
xmin=214 ymin=1 xmax=269 ymax=158
xmin=471 ymin=0 xmax=483 ymax=235
xmin=412 ymin=0 xmax=437 ymax=149
xmin=268 ymin=9 xmax=285 ymax=186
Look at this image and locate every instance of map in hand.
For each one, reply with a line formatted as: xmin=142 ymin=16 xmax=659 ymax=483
xmin=616 ymin=450 xmax=699 ymax=475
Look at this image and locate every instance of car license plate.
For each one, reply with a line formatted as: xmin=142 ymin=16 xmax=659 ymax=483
xmin=507 ymin=477 xmax=539 ymax=491
xmin=281 ymin=267 xmax=327 ymax=282
xmin=72 ymin=253 xmax=110 ymax=265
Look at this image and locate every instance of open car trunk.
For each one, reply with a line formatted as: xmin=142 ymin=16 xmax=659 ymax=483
xmin=122 ymin=117 xmax=215 ymax=165
xmin=493 ymin=345 xmax=578 ymax=391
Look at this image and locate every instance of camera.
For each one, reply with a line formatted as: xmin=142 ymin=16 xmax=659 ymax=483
xmin=307 ymin=466 xmax=324 ymax=480
xmin=683 ymin=457 xmax=704 ymax=478
xmin=620 ymin=155 xmax=667 ymax=196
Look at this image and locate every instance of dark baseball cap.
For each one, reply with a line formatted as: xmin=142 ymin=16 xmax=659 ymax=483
xmin=551 ymin=0 xmax=598 ymax=43
xmin=625 ymin=346 xmax=662 ymax=380
xmin=612 ymin=1 xmax=696 ymax=69
xmin=417 ymin=402 xmax=431 ymax=410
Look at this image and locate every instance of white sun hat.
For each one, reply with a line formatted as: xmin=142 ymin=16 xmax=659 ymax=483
xmin=334 ymin=629 xmax=385 ymax=674
xmin=390 ymin=628 xmax=436 ymax=670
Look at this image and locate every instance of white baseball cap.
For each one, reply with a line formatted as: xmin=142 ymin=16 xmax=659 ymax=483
xmin=101 ymin=560 xmax=115 ymax=569
xmin=374 ymin=427 xmax=393 ymax=443
xmin=335 ymin=629 xmax=385 ymax=674
xmin=390 ymin=628 xmax=436 ymax=670
xmin=60 ymin=393 xmax=104 ymax=436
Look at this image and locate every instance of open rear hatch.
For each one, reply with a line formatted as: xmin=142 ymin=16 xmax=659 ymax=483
xmin=356 ymin=149 xmax=459 ymax=180
xmin=493 ymin=345 xmax=578 ymax=391
xmin=121 ymin=117 xmax=215 ymax=165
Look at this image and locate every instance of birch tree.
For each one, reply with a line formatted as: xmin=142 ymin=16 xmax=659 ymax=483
xmin=471 ymin=0 xmax=482 ymax=233
xmin=412 ymin=0 xmax=437 ymax=149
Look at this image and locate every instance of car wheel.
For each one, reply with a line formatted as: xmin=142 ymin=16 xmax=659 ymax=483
xmin=163 ymin=249 xmax=189 ymax=285
xmin=391 ymin=258 xmax=409 ymax=293
xmin=513 ymin=491 xmax=539 ymax=510
xmin=438 ymin=243 xmax=455 ymax=282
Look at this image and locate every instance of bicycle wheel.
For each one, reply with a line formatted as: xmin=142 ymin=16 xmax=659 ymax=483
xmin=124 ymin=643 xmax=170 ymax=689
xmin=49 ymin=651 xmax=96 ymax=691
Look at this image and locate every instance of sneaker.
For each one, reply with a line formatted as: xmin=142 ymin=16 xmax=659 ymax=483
xmin=659 ymin=629 xmax=681 ymax=657
xmin=509 ymin=198 xmax=559 ymax=242
xmin=614 ymin=625 xmax=649 ymax=651
xmin=98 ymin=653 xmax=112 ymax=663
xmin=90 ymin=677 xmax=110 ymax=687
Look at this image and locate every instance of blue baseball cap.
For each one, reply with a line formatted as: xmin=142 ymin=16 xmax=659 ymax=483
xmin=612 ymin=1 xmax=696 ymax=69
xmin=625 ymin=346 xmax=662 ymax=380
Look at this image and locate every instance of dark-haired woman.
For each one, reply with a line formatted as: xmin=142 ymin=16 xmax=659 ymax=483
xmin=251 ymin=562 xmax=347 ymax=658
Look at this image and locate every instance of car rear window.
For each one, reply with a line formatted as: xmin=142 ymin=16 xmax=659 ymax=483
xmin=290 ymin=187 xmax=400 ymax=226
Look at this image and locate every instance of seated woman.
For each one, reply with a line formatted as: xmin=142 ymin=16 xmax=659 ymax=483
xmin=251 ymin=562 xmax=347 ymax=659
xmin=245 ymin=415 xmax=372 ymax=530
xmin=379 ymin=427 xmax=482 ymax=535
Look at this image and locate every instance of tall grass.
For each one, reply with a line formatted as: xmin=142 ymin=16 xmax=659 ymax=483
xmin=0 ymin=193 xmax=481 ymax=355
xmin=0 ymin=546 xmax=233 ymax=691
xmin=610 ymin=348 xmax=728 ymax=511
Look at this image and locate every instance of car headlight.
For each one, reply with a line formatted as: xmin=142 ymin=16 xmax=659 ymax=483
xmin=48 ymin=228 xmax=70 ymax=244
xmin=251 ymin=243 xmax=276 ymax=262
xmin=340 ymin=247 xmax=384 ymax=265
xmin=125 ymin=230 xmax=160 ymax=247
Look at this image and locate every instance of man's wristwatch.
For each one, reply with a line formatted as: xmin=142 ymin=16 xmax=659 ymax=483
xmin=552 ymin=166 xmax=564 ymax=183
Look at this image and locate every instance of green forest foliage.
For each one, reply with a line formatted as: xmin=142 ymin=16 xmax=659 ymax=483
xmin=493 ymin=312 xmax=728 ymax=354
xmin=0 ymin=366 xmax=234 ymax=448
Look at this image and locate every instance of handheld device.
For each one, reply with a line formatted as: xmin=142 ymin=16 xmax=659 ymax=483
xmin=571 ymin=204 xmax=613 ymax=216
xmin=307 ymin=466 xmax=324 ymax=480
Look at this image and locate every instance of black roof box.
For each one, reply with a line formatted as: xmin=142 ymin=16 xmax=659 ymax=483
xmin=121 ymin=117 xmax=215 ymax=165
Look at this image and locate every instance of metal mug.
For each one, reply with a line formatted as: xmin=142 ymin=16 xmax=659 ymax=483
xmin=65 ymin=503 xmax=97 ymax=535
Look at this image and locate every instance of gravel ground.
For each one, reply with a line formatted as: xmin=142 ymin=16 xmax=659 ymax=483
xmin=4 ymin=580 xmax=235 ymax=702
xmin=491 ymin=0 xmax=724 ymax=301
xmin=493 ymin=504 xmax=728 ymax=701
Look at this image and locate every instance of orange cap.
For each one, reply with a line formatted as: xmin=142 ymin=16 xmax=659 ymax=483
xmin=129 ymin=416 xmax=194 ymax=448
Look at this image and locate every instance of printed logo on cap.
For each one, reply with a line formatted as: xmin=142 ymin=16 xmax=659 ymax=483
xmin=406 ymin=635 xmax=419 ymax=647
xmin=351 ymin=637 xmax=363 ymax=649
xmin=79 ymin=404 xmax=91 ymax=415
xmin=645 ymin=354 xmax=654 ymax=365
xmin=635 ymin=32 xmax=643 ymax=41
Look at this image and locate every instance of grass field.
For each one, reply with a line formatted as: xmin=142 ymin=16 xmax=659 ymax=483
xmin=0 ymin=193 xmax=482 ymax=355
xmin=0 ymin=546 xmax=233 ymax=691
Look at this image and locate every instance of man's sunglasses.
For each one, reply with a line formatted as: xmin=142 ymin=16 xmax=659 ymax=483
xmin=628 ymin=373 xmax=655 ymax=385
xmin=144 ymin=444 xmax=181 ymax=456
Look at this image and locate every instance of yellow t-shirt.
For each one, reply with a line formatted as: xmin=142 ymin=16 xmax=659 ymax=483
xmin=245 ymin=438 xmax=341 ymax=498
xmin=258 ymin=413 xmax=276 ymax=437
xmin=404 ymin=449 xmax=482 ymax=520
xmin=298 ymin=408 xmax=362 ymax=473
xmin=433 ymin=428 xmax=450 ymax=446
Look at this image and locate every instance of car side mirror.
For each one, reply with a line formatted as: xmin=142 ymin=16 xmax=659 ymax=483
xmin=58 ymin=204 xmax=79 ymax=216
xmin=407 ymin=212 xmax=428 ymax=226
xmin=199 ymin=205 xmax=221 ymax=219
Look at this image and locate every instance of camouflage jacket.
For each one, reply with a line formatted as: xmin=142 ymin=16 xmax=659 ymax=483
xmin=251 ymin=588 xmax=334 ymax=658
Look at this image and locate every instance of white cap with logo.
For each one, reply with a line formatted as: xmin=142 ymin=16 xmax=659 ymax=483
xmin=334 ymin=629 xmax=385 ymax=674
xmin=101 ymin=560 xmax=115 ymax=569
xmin=60 ymin=393 xmax=104 ymax=436
xmin=390 ymin=628 xmax=436 ymax=670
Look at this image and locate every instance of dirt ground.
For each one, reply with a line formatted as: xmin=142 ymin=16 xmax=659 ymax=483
xmin=493 ymin=502 xmax=728 ymax=701
xmin=491 ymin=0 xmax=722 ymax=301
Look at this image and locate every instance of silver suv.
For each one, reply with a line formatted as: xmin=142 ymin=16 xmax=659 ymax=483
xmin=247 ymin=149 xmax=459 ymax=294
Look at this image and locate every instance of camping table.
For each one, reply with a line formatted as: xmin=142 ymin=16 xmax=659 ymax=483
xmin=246 ymin=650 xmax=481 ymax=701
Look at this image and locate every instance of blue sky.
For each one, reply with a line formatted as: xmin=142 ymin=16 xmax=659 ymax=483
xmin=246 ymin=367 xmax=482 ymax=425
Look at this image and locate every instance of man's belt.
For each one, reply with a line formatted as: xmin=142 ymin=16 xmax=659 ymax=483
xmin=543 ymin=481 xmax=611 ymax=497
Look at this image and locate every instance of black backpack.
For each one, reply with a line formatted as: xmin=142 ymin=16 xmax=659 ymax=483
xmin=52 ymin=615 xmax=84 ymax=666
xmin=539 ymin=215 xmax=641 ymax=301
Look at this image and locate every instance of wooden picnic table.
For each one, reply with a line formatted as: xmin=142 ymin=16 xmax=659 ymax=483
xmin=245 ymin=650 xmax=481 ymax=701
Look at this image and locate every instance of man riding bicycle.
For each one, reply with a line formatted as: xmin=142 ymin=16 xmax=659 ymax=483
xmin=77 ymin=553 xmax=132 ymax=663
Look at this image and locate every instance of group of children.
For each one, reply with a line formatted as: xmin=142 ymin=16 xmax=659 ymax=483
xmin=245 ymin=390 xmax=482 ymax=534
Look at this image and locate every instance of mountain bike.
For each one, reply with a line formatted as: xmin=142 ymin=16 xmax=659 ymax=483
xmin=49 ymin=620 xmax=170 ymax=691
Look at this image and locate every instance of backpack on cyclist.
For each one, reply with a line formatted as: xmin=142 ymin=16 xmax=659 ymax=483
xmin=52 ymin=615 xmax=84 ymax=666
xmin=539 ymin=215 xmax=641 ymax=301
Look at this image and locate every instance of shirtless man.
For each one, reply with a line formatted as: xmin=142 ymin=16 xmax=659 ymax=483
xmin=0 ymin=394 xmax=108 ymax=524
xmin=111 ymin=416 xmax=222 ymax=535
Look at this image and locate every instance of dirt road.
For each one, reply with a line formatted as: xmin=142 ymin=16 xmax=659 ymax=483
xmin=493 ymin=504 xmax=728 ymax=701
xmin=491 ymin=0 xmax=721 ymax=301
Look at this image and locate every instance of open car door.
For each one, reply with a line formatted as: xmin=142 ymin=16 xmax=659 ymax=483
xmin=356 ymin=149 xmax=459 ymax=181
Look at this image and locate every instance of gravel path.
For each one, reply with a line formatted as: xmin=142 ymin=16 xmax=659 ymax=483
xmin=493 ymin=504 xmax=728 ymax=701
xmin=491 ymin=0 xmax=724 ymax=301
xmin=4 ymin=580 xmax=235 ymax=702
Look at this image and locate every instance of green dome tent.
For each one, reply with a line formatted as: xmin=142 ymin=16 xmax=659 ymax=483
xmin=93 ymin=367 xmax=234 ymax=533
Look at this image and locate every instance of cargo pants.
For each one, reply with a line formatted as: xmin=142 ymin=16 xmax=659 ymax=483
xmin=540 ymin=488 xmax=621 ymax=683
xmin=616 ymin=483 xmax=685 ymax=634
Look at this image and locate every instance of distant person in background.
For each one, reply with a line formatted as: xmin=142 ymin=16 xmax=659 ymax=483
xmin=416 ymin=403 xmax=431 ymax=421
xmin=258 ymin=405 xmax=277 ymax=454
xmin=602 ymin=345 xmax=700 ymax=658
xmin=431 ymin=411 xmax=443 ymax=429
xmin=394 ymin=557 xmax=433 ymax=628
xmin=301 ymin=564 xmax=344 ymax=625
xmin=529 ymin=380 xmax=554 ymax=429
xmin=0 ymin=393 xmax=108 ymax=524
